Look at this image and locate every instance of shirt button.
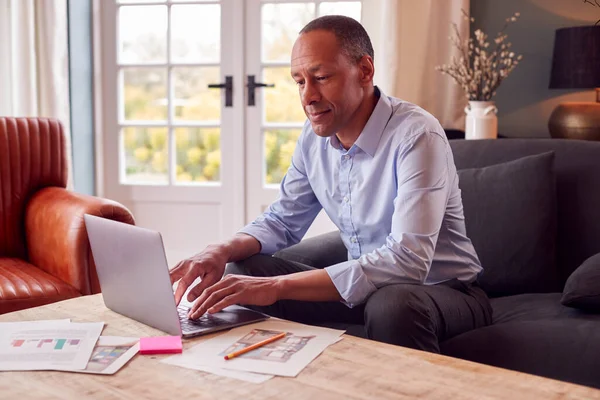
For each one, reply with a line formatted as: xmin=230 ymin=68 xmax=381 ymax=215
xmin=343 ymin=155 xmax=350 ymax=160
xmin=350 ymin=236 xmax=357 ymax=243
xmin=343 ymin=196 xmax=349 ymax=203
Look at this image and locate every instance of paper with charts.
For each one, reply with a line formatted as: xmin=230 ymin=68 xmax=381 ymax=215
xmin=174 ymin=320 xmax=343 ymax=377
xmin=60 ymin=336 xmax=139 ymax=375
xmin=0 ymin=320 xmax=104 ymax=371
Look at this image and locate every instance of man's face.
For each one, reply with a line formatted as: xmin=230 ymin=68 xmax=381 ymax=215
xmin=291 ymin=30 xmax=366 ymax=137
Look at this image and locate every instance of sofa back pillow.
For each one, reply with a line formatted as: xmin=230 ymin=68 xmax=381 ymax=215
xmin=457 ymin=152 xmax=558 ymax=297
xmin=562 ymin=252 xmax=600 ymax=312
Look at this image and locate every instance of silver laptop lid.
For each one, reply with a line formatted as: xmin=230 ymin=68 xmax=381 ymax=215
xmin=84 ymin=214 xmax=182 ymax=336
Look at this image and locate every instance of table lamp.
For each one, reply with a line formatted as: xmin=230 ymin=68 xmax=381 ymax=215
xmin=548 ymin=25 xmax=600 ymax=140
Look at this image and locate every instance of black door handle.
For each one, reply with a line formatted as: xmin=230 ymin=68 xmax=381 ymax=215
xmin=247 ymin=75 xmax=275 ymax=106
xmin=208 ymin=75 xmax=233 ymax=107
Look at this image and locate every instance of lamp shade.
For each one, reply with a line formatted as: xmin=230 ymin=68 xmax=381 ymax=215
xmin=549 ymin=25 xmax=600 ymax=89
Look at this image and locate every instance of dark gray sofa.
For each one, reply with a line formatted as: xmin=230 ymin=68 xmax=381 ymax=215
xmin=274 ymin=139 xmax=600 ymax=389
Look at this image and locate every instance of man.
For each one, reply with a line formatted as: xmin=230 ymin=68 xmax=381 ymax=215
xmin=170 ymin=15 xmax=492 ymax=353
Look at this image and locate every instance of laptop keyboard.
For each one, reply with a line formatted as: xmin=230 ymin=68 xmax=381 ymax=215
xmin=177 ymin=306 xmax=229 ymax=332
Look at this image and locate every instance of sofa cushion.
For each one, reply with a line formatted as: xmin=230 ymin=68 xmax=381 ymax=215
xmin=441 ymin=317 xmax=600 ymax=389
xmin=490 ymin=293 xmax=597 ymax=324
xmin=442 ymin=293 xmax=600 ymax=389
xmin=457 ymin=152 xmax=558 ymax=297
xmin=0 ymin=258 xmax=81 ymax=314
xmin=451 ymin=139 xmax=600 ymax=293
xmin=562 ymin=252 xmax=600 ymax=312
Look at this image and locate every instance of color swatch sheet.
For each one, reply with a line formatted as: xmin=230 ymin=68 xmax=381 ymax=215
xmin=0 ymin=320 xmax=104 ymax=371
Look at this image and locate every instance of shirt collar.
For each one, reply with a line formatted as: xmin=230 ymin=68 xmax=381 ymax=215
xmin=324 ymin=86 xmax=394 ymax=157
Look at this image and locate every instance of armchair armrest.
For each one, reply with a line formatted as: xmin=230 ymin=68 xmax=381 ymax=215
xmin=25 ymin=187 xmax=134 ymax=295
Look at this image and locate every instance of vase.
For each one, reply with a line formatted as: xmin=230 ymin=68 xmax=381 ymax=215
xmin=464 ymin=101 xmax=498 ymax=140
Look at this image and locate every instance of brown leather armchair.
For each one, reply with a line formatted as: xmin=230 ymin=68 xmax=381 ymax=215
xmin=0 ymin=117 xmax=134 ymax=314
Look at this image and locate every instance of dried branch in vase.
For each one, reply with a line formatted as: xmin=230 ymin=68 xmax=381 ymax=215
xmin=435 ymin=10 xmax=524 ymax=101
xmin=583 ymin=0 xmax=600 ymax=25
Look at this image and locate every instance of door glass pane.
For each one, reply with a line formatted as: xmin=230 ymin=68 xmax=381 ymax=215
xmin=318 ymin=2 xmax=362 ymax=20
xmin=122 ymin=127 xmax=168 ymax=184
xmin=119 ymin=6 xmax=167 ymax=64
xmin=171 ymin=5 xmax=220 ymax=63
xmin=264 ymin=129 xmax=301 ymax=185
xmin=122 ymin=68 xmax=168 ymax=121
xmin=263 ymin=67 xmax=304 ymax=123
xmin=172 ymin=67 xmax=221 ymax=122
xmin=175 ymin=128 xmax=221 ymax=184
xmin=261 ymin=3 xmax=315 ymax=62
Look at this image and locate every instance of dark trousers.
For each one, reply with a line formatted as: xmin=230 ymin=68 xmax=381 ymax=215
xmin=225 ymin=254 xmax=492 ymax=353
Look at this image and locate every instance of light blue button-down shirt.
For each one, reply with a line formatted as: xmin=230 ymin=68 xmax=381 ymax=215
xmin=239 ymin=88 xmax=482 ymax=307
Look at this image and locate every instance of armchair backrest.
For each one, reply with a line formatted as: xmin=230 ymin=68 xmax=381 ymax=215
xmin=0 ymin=118 xmax=68 ymax=259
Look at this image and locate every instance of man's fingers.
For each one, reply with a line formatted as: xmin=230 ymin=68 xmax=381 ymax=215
xmin=169 ymin=260 xmax=187 ymax=285
xmin=174 ymin=266 xmax=205 ymax=305
xmin=188 ymin=283 xmax=237 ymax=319
xmin=187 ymin=280 xmax=228 ymax=318
xmin=188 ymin=274 xmax=231 ymax=304
xmin=207 ymin=294 xmax=239 ymax=314
xmin=186 ymin=274 xmax=218 ymax=303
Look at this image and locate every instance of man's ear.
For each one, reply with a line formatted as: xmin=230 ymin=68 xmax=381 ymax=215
xmin=357 ymin=55 xmax=375 ymax=86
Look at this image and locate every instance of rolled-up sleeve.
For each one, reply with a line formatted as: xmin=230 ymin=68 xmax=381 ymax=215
xmin=239 ymin=133 xmax=322 ymax=255
xmin=325 ymin=131 xmax=451 ymax=307
xmin=325 ymin=260 xmax=377 ymax=307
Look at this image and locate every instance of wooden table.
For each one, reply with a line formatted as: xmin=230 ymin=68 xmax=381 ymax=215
xmin=1 ymin=295 xmax=599 ymax=400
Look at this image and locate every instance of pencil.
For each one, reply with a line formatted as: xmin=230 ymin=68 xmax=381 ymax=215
xmin=224 ymin=332 xmax=287 ymax=360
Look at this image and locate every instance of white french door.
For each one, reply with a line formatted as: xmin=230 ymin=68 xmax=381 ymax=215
xmin=244 ymin=0 xmax=361 ymax=237
xmin=97 ymin=0 xmax=361 ymax=265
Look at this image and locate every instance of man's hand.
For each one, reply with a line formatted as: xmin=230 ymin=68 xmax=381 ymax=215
xmin=169 ymin=245 xmax=230 ymax=306
xmin=187 ymin=275 xmax=281 ymax=319
xmin=187 ymin=269 xmax=343 ymax=319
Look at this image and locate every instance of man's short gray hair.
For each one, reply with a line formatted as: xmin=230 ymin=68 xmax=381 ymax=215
xmin=299 ymin=15 xmax=374 ymax=62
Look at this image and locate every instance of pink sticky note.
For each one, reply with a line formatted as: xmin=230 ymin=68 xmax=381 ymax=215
xmin=139 ymin=336 xmax=182 ymax=355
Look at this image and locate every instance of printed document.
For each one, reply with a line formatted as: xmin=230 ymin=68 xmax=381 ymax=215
xmin=163 ymin=320 xmax=344 ymax=378
xmin=162 ymin=356 xmax=274 ymax=384
xmin=60 ymin=336 xmax=139 ymax=375
xmin=0 ymin=321 xmax=104 ymax=371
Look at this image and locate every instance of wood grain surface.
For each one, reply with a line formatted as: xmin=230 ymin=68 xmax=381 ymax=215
xmin=1 ymin=295 xmax=598 ymax=400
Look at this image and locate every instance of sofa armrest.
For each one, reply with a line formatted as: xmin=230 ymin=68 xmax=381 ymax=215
xmin=25 ymin=187 xmax=134 ymax=295
xmin=274 ymin=231 xmax=347 ymax=269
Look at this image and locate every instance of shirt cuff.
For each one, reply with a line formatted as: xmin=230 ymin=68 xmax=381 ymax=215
xmin=237 ymin=224 xmax=278 ymax=255
xmin=325 ymin=260 xmax=377 ymax=308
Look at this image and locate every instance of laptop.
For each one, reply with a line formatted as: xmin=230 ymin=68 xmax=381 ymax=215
xmin=84 ymin=214 xmax=269 ymax=338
